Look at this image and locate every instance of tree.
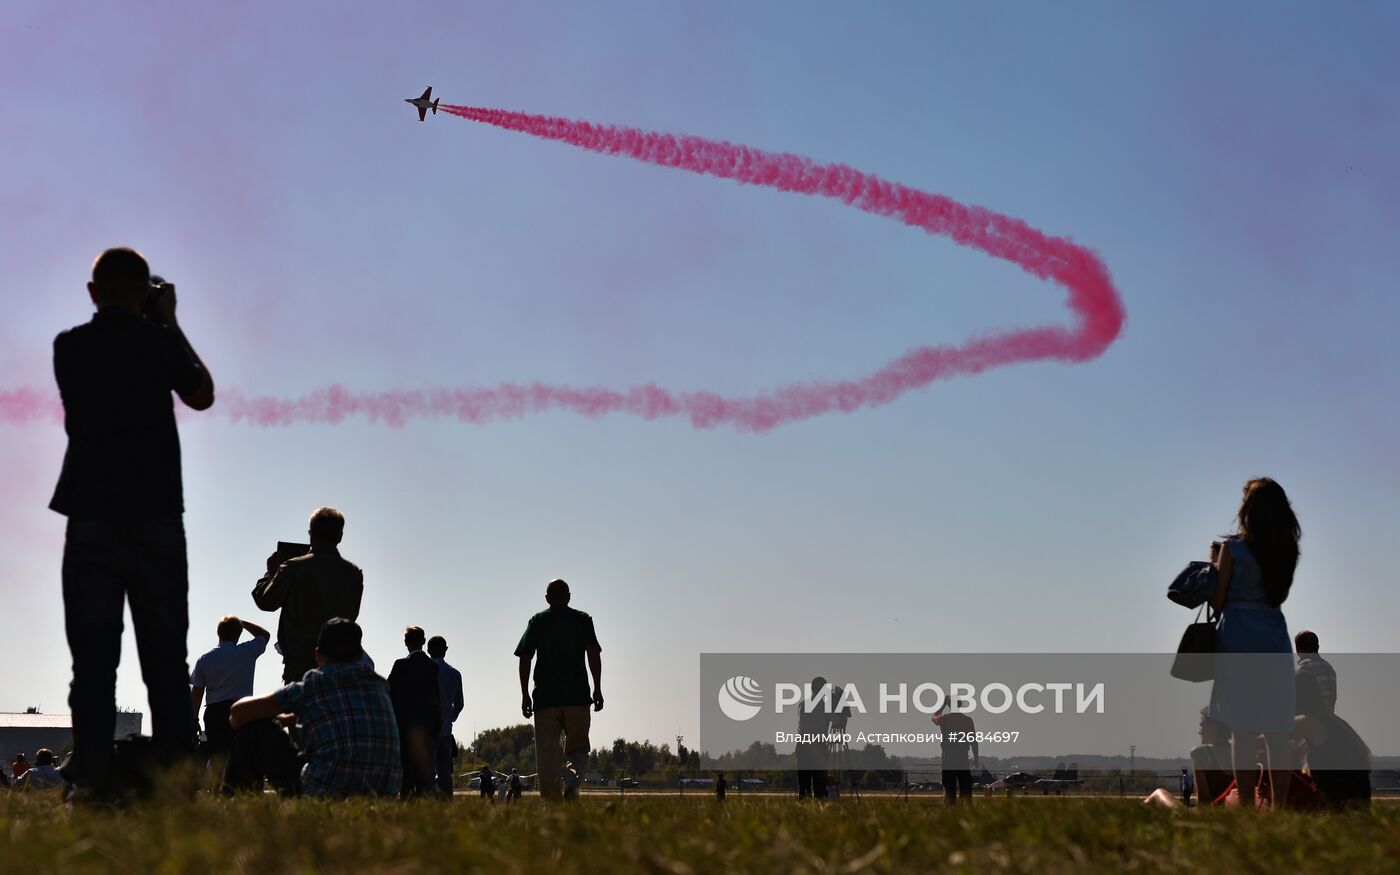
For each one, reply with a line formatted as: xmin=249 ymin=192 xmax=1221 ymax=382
xmin=466 ymin=724 xmax=536 ymax=773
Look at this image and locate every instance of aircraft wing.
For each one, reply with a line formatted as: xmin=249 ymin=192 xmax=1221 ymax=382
xmin=420 ymin=86 xmax=432 ymax=100
xmin=418 ymin=105 xmax=428 ymax=122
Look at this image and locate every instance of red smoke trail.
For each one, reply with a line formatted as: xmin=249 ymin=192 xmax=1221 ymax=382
xmin=0 ymin=388 xmax=61 ymax=425
xmin=2 ymin=109 xmax=1124 ymax=432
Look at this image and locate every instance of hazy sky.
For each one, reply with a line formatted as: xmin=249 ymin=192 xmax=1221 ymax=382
xmin=2 ymin=2 xmax=1397 ymax=752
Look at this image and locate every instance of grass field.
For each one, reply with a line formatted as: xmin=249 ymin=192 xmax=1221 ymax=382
xmin=2 ymin=794 xmax=1398 ymax=874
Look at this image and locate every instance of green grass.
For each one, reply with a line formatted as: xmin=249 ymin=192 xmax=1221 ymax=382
xmin=2 ymin=794 xmax=1398 ymax=874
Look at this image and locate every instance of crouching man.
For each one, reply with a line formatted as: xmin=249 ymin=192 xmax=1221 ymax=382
xmin=227 ymin=618 xmax=402 ymax=797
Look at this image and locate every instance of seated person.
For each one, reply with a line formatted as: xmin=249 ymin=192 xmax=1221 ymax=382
xmin=1144 ymin=708 xmax=1234 ymax=808
xmin=1193 ymin=731 xmax=1320 ymax=810
xmin=1194 ymin=677 xmax=1370 ymax=811
xmin=228 ymin=618 xmax=402 ymax=798
xmin=14 ymin=749 xmax=65 ymax=791
xmin=1293 ymin=670 xmax=1370 ymax=809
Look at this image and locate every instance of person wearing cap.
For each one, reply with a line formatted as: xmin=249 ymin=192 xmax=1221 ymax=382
xmin=515 ymin=578 xmax=603 ymax=801
xmin=228 ymin=618 xmax=401 ymax=797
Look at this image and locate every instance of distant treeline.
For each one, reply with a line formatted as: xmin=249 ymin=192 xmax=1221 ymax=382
xmin=464 ymin=726 xmax=904 ymax=784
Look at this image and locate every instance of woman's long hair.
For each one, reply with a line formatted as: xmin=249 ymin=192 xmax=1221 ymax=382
xmin=1235 ymin=477 xmax=1301 ymax=607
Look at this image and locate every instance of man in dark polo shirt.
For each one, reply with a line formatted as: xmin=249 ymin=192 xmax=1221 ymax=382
xmin=51 ymin=247 xmax=215 ymax=796
xmin=252 ymin=506 xmax=364 ymax=683
xmin=515 ymin=579 xmax=603 ymax=800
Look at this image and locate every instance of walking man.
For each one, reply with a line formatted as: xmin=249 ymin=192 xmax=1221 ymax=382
xmin=52 ymin=247 xmax=215 ymax=796
xmin=427 ymin=635 xmax=464 ymax=796
xmin=515 ymin=579 xmax=603 ymax=800
xmin=190 ymin=615 xmax=271 ymax=778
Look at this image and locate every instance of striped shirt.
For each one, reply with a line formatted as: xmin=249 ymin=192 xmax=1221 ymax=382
xmin=1297 ymin=653 xmax=1337 ymax=712
xmin=276 ymin=661 xmax=402 ymax=797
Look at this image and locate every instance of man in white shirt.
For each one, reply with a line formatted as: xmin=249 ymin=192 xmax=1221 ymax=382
xmin=190 ymin=615 xmax=271 ymax=773
xmin=428 ymin=635 xmax=464 ymax=796
xmin=15 ymin=749 xmax=64 ymax=791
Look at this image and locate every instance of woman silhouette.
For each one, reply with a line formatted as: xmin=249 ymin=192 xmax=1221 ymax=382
xmin=1210 ymin=478 xmax=1301 ymax=808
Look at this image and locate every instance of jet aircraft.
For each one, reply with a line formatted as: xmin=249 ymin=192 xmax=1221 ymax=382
xmin=405 ymin=86 xmax=440 ymax=121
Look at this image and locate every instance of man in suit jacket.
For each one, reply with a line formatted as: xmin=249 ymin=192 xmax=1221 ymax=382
xmin=389 ymin=626 xmax=441 ymax=797
xmin=253 ymin=507 xmax=364 ymax=683
xmin=427 ymin=635 xmax=465 ymax=796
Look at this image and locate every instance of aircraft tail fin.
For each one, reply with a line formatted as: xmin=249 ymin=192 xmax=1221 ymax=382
xmin=432 ymin=98 xmax=439 ymax=115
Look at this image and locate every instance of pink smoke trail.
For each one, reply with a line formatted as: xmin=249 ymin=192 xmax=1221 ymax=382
xmin=0 ymin=388 xmax=61 ymax=425
xmin=2 ymin=108 xmax=1124 ymax=432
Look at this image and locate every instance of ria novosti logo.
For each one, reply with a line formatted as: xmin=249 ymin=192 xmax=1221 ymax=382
xmin=717 ymin=676 xmax=763 ymax=721
xmin=714 ymin=678 xmax=1106 ymax=721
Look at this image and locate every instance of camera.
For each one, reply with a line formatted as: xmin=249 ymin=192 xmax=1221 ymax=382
xmin=142 ymin=274 xmax=173 ymax=323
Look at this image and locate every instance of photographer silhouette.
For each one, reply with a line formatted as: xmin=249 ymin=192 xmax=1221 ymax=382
xmin=52 ymin=247 xmax=214 ymax=799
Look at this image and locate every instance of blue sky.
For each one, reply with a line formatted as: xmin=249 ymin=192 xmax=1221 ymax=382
xmin=1 ymin=2 xmax=1397 ymax=750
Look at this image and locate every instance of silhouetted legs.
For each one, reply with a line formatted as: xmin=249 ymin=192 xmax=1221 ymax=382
xmin=63 ymin=516 xmax=193 ymax=793
xmin=942 ymin=769 xmax=973 ymax=805
xmin=221 ymin=719 xmax=300 ymax=795
xmin=399 ymin=724 xmax=436 ymax=797
xmin=533 ymin=706 xmax=591 ymax=801
xmin=433 ymin=735 xmax=455 ymax=796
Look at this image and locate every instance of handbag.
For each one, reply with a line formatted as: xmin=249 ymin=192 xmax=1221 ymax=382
xmin=1171 ymin=601 xmax=1219 ymax=682
xmin=1167 ymin=561 xmax=1216 ymax=608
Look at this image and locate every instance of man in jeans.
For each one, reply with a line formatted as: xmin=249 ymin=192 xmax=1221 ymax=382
xmin=51 ymin=247 xmax=214 ymax=796
xmin=190 ymin=615 xmax=271 ymax=776
xmin=515 ymin=579 xmax=603 ymax=800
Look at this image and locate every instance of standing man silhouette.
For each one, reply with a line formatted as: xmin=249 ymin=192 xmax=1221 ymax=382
xmin=933 ymin=697 xmax=979 ymax=806
xmin=427 ymin=635 xmax=464 ymax=796
xmin=52 ymin=247 xmax=214 ymax=797
xmin=388 ymin=626 xmax=441 ymax=797
xmin=190 ymin=615 xmax=271 ymax=777
xmin=253 ymin=507 xmax=363 ymax=683
xmin=515 ymin=579 xmax=603 ymax=801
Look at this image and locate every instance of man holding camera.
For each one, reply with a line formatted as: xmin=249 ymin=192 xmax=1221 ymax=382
xmin=932 ymin=698 xmax=979 ymax=806
xmin=51 ymin=247 xmax=214 ymax=798
xmin=796 ymin=676 xmax=833 ymax=800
